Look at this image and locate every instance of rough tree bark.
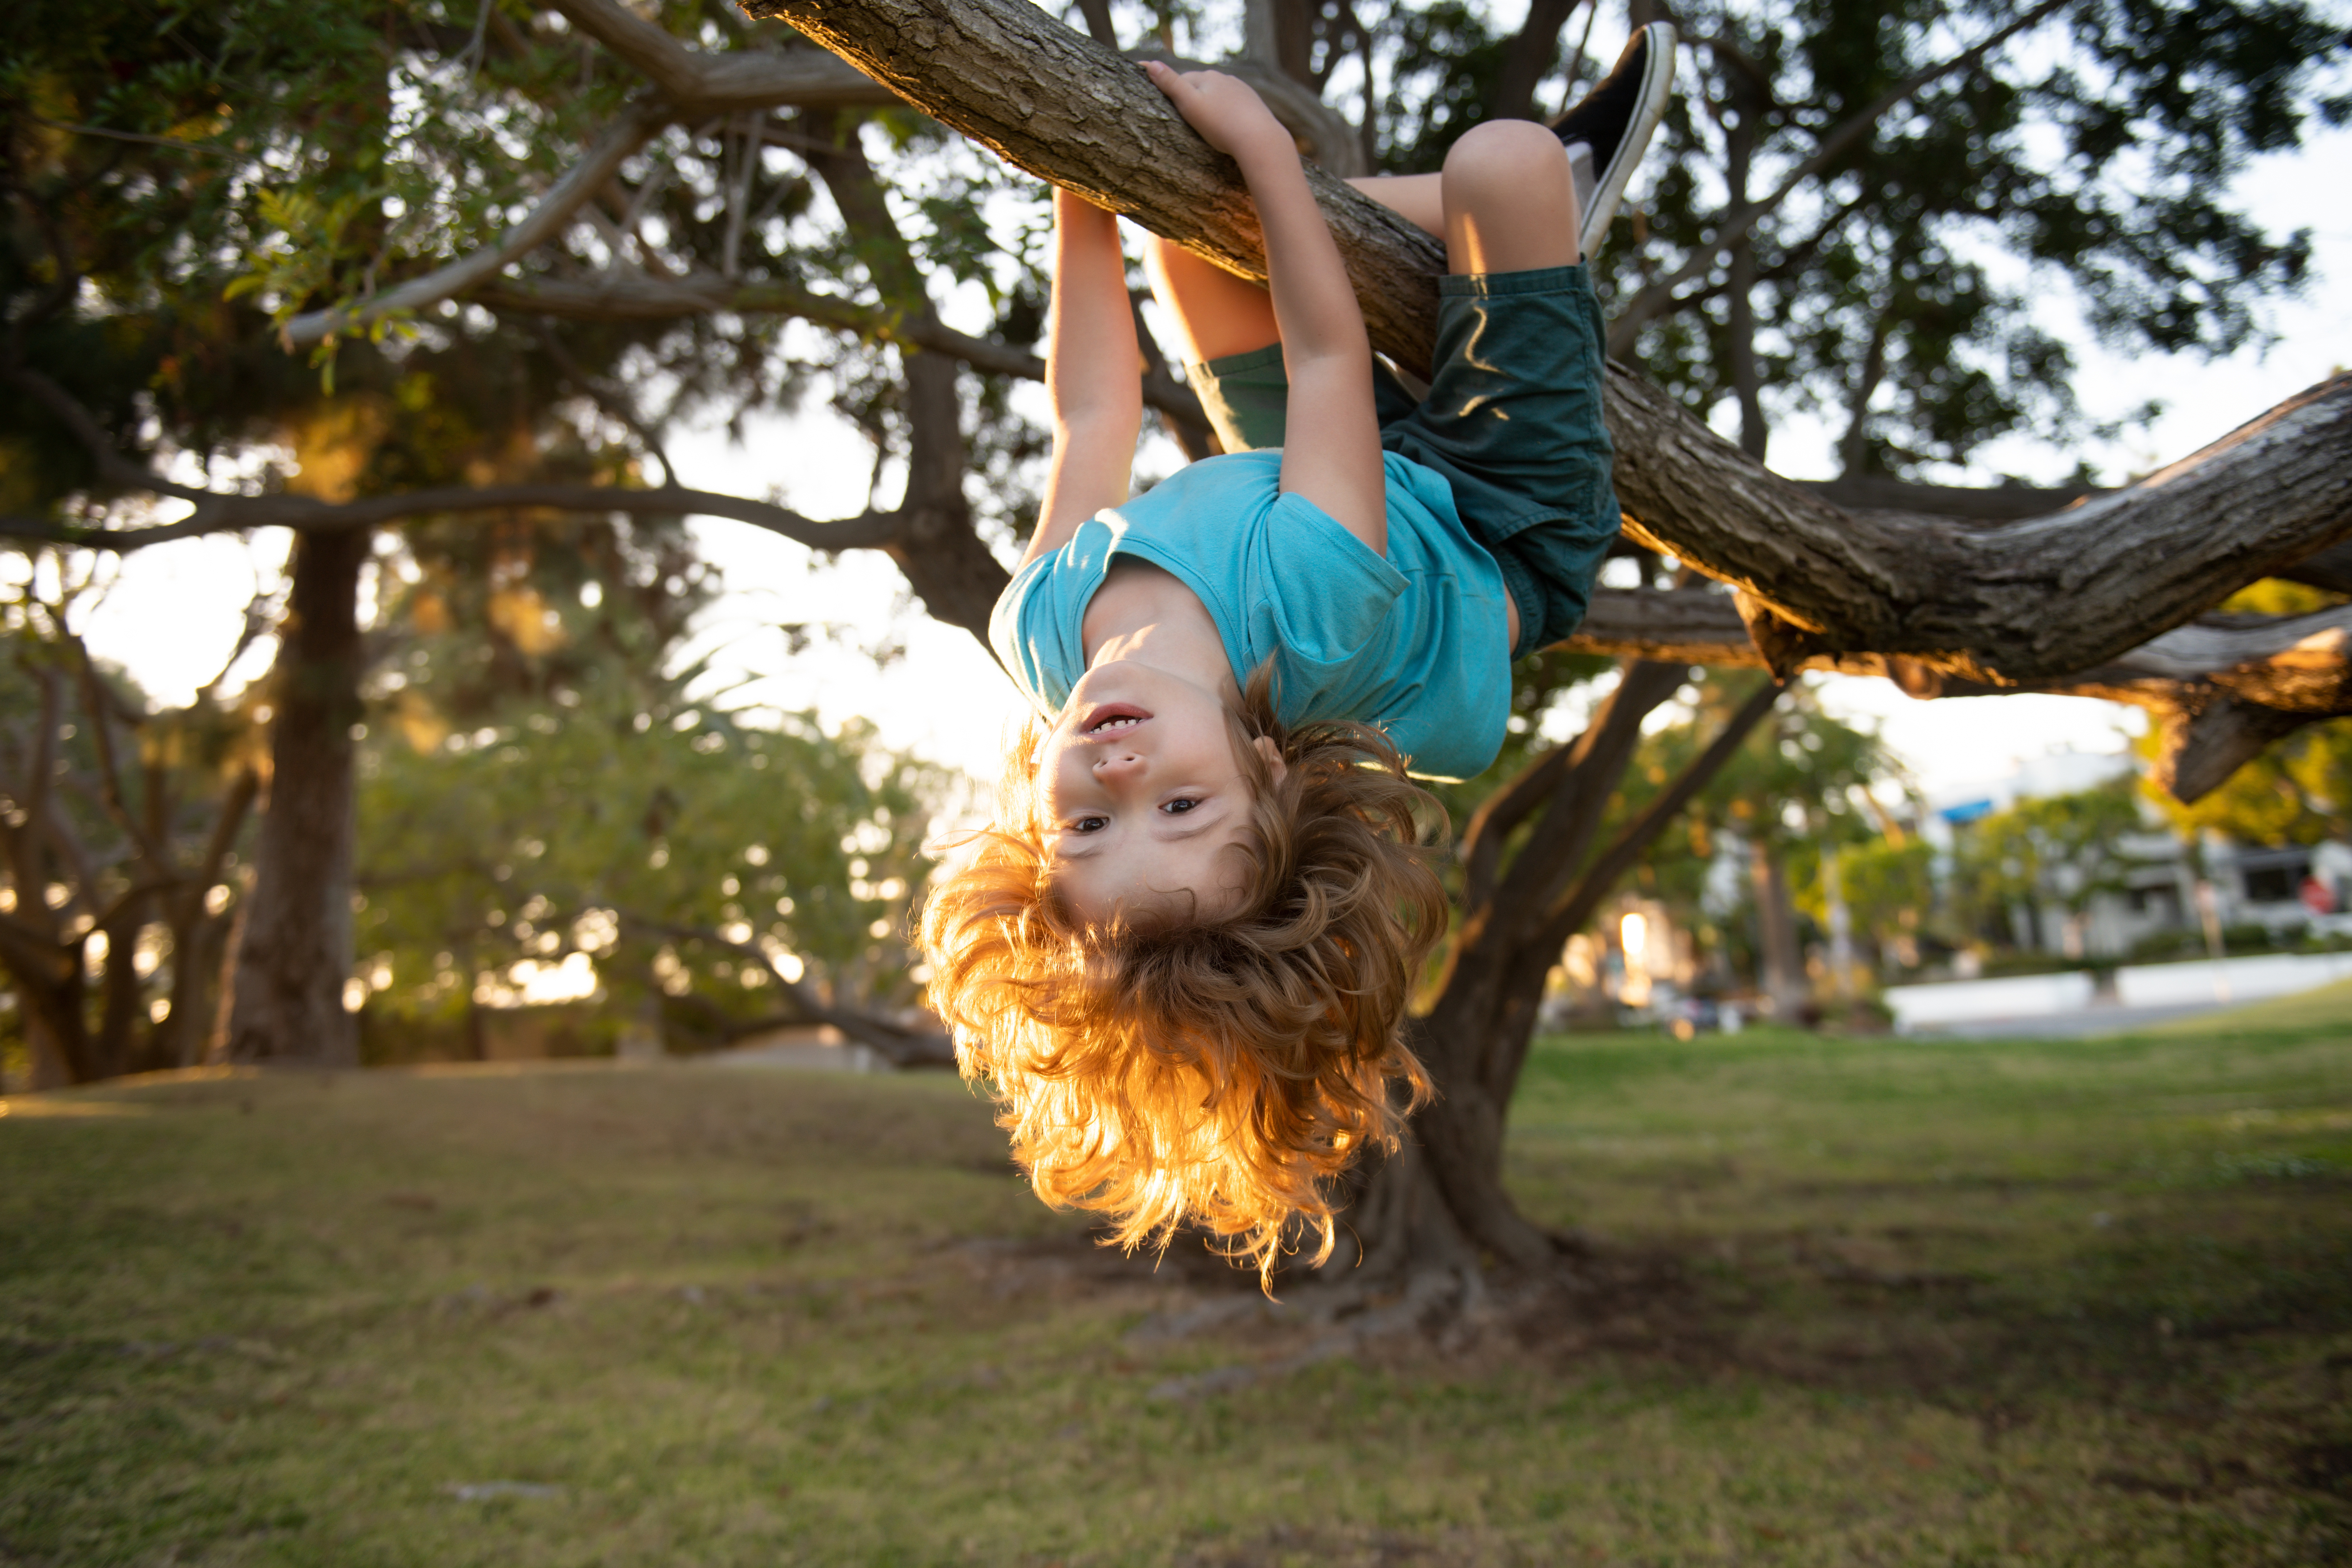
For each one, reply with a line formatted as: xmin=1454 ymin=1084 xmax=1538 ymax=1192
xmin=1565 ymin=586 xmax=2352 ymax=801
xmin=224 ymin=529 xmax=372 ymax=1066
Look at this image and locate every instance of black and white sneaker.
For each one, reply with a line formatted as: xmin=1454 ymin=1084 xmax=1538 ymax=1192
xmin=1549 ymin=22 xmax=1677 ymax=258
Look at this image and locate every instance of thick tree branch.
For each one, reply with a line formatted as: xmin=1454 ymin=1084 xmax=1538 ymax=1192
xmin=1565 ymin=590 xmax=2352 ymax=714
xmin=1565 ymin=586 xmax=2352 ymax=802
xmin=747 ymin=0 xmax=1450 ymax=377
xmin=1605 ymin=368 xmax=2352 ymax=683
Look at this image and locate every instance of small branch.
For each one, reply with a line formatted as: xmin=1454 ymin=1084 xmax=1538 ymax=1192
xmin=474 ymin=270 xmax=1208 ymax=425
xmin=618 ymin=909 xmax=952 ymax=1067
xmin=2 ymin=472 xmax=901 ymax=555
xmin=280 ymin=103 xmax=665 ymax=349
xmin=1540 ymin=677 xmax=1783 ymax=932
xmin=532 ymin=321 xmax=677 ymax=485
xmin=3 ymin=366 xmax=209 ymax=505
xmin=195 ymin=591 xmax=277 ymax=706
xmin=2153 ymin=697 xmax=2317 ymax=805
xmin=68 ymin=642 xmax=167 ymax=871
xmin=28 ymin=114 xmax=227 ymax=154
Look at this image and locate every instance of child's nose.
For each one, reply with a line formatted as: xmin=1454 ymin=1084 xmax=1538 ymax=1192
xmin=1092 ymin=750 xmax=1145 ymax=781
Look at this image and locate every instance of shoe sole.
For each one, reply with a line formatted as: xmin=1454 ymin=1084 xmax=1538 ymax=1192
xmin=1580 ymin=23 xmax=1677 ymax=258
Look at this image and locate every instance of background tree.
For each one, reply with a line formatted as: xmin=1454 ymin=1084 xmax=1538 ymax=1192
xmin=1610 ymin=674 xmax=1900 ymax=1009
xmin=0 ymin=563 xmax=263 ymax=1086
xmin=1946 ymin=778 xmax=2144 ymax=955
xmin=355 ymin=647 xmax=947 ymax=1064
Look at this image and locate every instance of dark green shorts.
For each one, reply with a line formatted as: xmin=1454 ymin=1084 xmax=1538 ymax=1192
xmin=1187 ymin=264 xmax=1618 ymax=660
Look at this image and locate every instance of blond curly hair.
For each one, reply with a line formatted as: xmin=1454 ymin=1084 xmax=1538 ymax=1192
xmin=918 ymin=667 xmax=1448 ymax=1283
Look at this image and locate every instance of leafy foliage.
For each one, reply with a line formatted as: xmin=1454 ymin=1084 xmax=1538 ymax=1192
xmin=1946 ymin=778 xmax=2146 ymax=946
xmin=2141 ymin=580 xmax=2352 ymax=849
xmin=355 ymin=657 xmax=945 ymax=1041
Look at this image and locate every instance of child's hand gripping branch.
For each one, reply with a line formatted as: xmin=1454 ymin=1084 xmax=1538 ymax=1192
xmin=924 ymin=30 xmax=1680 ymax=1284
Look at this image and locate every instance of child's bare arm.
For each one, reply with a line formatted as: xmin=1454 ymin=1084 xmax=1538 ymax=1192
xmin=1024 ymin=188 xmax=1143 ymax=570
xmin=1146 ymin=62 xmax=1385 ymax=557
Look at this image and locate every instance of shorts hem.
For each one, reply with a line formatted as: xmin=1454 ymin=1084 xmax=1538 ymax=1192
xmin=1439 ymin=262 xmax=1594 ymax=300
xmin=1194 ymin=342 xmax=1285 ymax=381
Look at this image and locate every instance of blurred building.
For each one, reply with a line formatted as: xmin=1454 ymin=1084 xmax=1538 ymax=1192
xmin=1924 ymin=749 xmax=2352 ymax=959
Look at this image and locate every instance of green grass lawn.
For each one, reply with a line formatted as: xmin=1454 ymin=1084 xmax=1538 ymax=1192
xmin=3 ymin=994 xmax=2348 ymax=1566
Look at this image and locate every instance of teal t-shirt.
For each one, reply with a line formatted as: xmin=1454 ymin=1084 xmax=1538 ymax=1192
xmin=989 ymin=449 xmax=1512 ymax=782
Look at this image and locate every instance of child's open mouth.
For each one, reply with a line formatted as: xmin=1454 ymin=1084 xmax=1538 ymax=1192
xmin=1077 ymin=703 xmax=1151 ymax=738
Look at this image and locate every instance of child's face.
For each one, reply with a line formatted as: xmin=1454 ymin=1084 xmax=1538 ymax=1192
xmin=1037 ymin=663 xmax=1283 ymax=926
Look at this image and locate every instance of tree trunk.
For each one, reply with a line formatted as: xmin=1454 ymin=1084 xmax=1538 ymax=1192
xmin=225 ymin=528 xmax=371 ymax=1066
xmin=1492 ymin=0 xmax=1581 ymax=122
xmin=1320 ymin=670 xmax=1784 ymax=1288
xmin=1718 ymin=77 xmax=1768 ymax=462
xmin=0 ymin=933 xmax=91 ymax=1089
xmin=1750 ymin=837 xmax=1806 ymax=1017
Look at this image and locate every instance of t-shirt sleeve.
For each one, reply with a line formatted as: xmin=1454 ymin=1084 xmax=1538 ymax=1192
xmin=988 ymin=553 xmax=1068 ymax=717
xmin=1258 ymin=492 xmax=1409 ymax=664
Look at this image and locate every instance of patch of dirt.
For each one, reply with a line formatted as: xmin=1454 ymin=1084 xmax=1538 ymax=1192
xmin=939 ymin=1225 xmax=1262 ymax=1304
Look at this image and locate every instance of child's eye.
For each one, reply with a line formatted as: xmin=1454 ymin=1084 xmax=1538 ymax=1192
xmin=1161 ymin=798 xmax=1198 ymax=815
xmin=1069 ymin=815 xmax=1109 ymax=834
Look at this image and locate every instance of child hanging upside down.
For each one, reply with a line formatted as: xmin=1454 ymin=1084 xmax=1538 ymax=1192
xmin=920 ymin=28 xmax=1678 ymax=1281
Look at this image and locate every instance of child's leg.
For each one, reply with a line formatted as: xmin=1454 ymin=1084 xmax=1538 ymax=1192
xmin=1432 ymin=120 xmax=1582 ymax=273
xmin=1346 ymin=126 xmax=1581 ymax=273
xmin=1343 ymin=173 xmax=1443 ymax=237
xmin=1376 ymin=124 xmax=1610 ymax=660
xmin=1143 ymin=236 xmax=1279 ymax=366
xmin=1147 ymin=128 xmax=1575 ymax=364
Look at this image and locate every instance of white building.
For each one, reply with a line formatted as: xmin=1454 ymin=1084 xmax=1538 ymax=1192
xmin=1922 ymin=748 xmax=2351 ymax=959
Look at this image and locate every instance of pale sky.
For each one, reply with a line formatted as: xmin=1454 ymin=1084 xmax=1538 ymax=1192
xmin=64 ymin=108 xmax=2351 ymax=810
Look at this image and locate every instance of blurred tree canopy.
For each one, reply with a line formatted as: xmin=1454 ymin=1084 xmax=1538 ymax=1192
xmin=1946 ymin=777 xmax=2143 ymax=952
xmin=356 ymin=660 xmax=942 ymax=1052
xmin=1380 ymin=0 xmax=2343 ymax=473
xmin=1577 ymin=673 xmax=1901 ymax=997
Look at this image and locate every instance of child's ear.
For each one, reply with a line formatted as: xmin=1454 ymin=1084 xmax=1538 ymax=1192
xmin=1251 ymin=733 xmax=1288 ymax=785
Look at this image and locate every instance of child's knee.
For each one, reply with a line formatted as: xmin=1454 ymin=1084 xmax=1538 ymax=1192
xmin=1442 ymin=120 xmax=1569 ymax=202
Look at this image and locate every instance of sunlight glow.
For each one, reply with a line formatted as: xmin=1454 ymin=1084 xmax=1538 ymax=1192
xmin=1619 ymin=913 xmax=1648 ymax=971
